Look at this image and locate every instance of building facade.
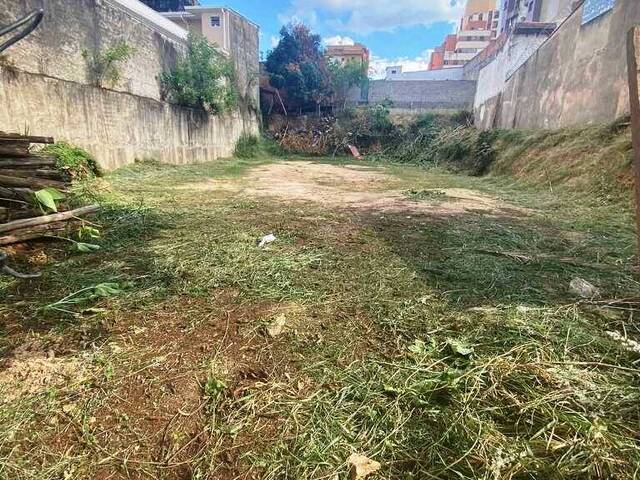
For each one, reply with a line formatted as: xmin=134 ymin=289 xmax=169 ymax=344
xmin=139 ymin=0 xmax=198 ymax=12
xmin=429 ymin=0 xmax=500 ymax=70
xmin=500 ymin=0 xmax=576 ymax=33
xmin=325 ymin=44 xmax=370 ymax=66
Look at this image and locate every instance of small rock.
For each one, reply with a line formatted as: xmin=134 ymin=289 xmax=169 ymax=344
xmin=569 ymin=278 xmax=600 ymax=298
xmin=347 ymin=453 xmax=381 ymax=480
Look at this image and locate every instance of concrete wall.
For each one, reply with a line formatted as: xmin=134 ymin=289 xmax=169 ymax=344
xmin=361 ymin=80 xmax=477 ymax=111
xmin=385 ymin=67 xmax=464 ymax=81
xmin=476 ymin=0 xmax=640 ymax=129
xmin=0 ymin=0 xmax=187 ymax=101
xmin=539 ymin=0 xmax=576 ymax=23
xmin=227 ymin=9 xmax=260 ymax=108
xmin=474 ymin=31 xmax=550 ymax=107
xmin=0 ymin=67 xmax=259 ymax=170
xmin=0 ymin=0 xmax=260 ymax=170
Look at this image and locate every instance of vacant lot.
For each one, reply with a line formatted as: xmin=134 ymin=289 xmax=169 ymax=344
xmin=1 ymin=156 xmax=639 ymax=479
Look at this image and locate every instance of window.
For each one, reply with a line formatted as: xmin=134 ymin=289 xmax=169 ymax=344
xmin=210 ymin=16 xmax=221 ymax=27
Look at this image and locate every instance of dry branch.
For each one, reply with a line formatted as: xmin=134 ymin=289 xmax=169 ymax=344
xmin=0 ymin=168 xmax=67 ymax=181
xmin=0 ymin=142 xmax=29 ymax=157
xmin=0 ymin=205 xmax=99 ymax=233
xmin=0 ymin=132 xmax=54 ymax=144
xmin=0 ymin=174 xmax=66 ymax=190
xmin=0 ymin=221 xmax=71 ymax=246
xmin=0 ymin=156 xmax=57 ymax=168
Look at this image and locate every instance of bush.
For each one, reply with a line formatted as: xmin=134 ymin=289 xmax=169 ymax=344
xmin=43 ymin=141 xmax=102 ymax=180
xmin=234 ymin=134 xmax=260 ymax=158
xmin=161 ymin=34 xmax=237 ymax=113
xmin=234 ymin=135 xmax=284 ymax=159
xmin=82 ymin=43 xmax=135 ymax=88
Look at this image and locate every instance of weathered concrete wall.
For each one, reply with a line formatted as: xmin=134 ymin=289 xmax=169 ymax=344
xmin=476 ymin=0 xmax=640 ymax=129
xmin=0 ymin=67 xmax=259 ymax=171
xmin=353 ymin=80 xmax=477 ymax=111
xmin=0 ymin=0 xmax=186 ymax=101
xmin=474 ymin=31 xmax=550 ymax=107
xmin=227 ymin=10 xmax=260 ymax=109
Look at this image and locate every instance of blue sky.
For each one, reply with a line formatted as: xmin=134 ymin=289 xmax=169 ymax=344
xmin=200 ymin=0 xmax=465 ymax=77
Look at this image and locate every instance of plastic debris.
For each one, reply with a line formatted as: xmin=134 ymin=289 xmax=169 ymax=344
xmin=258 ymin=234 xmax=277 ymax=248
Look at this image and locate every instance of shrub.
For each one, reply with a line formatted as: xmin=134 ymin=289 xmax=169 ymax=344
xmin=234 ymin=134 xmax=260 ymax=158
xmin=161 ymin=34 xmax=237 ymax=113
xmin=234 ymin=134 xmax=284 ymax=158
xmin=82 ymin=43 xmax=135 ymax=88
xmin=43 ymin=141 xmax=102 ymax=180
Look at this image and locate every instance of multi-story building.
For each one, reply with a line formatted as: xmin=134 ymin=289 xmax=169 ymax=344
xmin=500 ymin=0 xmax=575 ymax=34
xmin=429 ymin=0 xmax=500 ymax=70
xmin=325 ymin=43 xmax=370 ymax=66
xmin=139 ymin=0 xmax=198 ymax=11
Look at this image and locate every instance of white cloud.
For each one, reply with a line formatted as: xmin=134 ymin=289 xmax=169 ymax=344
xmin=323 ymin=35 xmax=355 ymax=46
xmin=368 ymin=50 xmax=434 ymax=79
xmin=270 ymin=35 xmax=280 ymax=48
xmin=281 ymin=0 xmax=464 ymax=34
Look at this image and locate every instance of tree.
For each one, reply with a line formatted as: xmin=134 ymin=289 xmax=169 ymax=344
xmin=265 ymin=24 xmax=332 ymax=113
xmin=328 ymin=59 xmax=369 ymax=111
xmin=161 ymin=34 xmax=237 ymax=113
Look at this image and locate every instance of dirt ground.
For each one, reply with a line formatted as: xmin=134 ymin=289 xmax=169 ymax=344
xmin=1 ymin=158 xmax=638 ymax=480
xmin=239 ymin=161 xmax=527 ymax=216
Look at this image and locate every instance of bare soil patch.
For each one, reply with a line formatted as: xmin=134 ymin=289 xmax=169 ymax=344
xmin=241 ymin=161 xmax=528 ymax=216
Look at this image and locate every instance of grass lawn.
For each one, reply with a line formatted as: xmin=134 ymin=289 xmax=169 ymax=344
xmin=1 ymin=155 xmax=639 ymax=480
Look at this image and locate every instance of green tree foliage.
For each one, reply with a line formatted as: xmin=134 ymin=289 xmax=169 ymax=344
xmin=161 ymin=34 xmax=238 ymax=113
xmin=327 ymin=59 xmax=369 ymax=110
xmin=265 ymin=24 xmax=332 ymax=111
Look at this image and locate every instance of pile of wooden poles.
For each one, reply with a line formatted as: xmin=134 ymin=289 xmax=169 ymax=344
xmin=0 ymin=132 xmax=98 ymax=246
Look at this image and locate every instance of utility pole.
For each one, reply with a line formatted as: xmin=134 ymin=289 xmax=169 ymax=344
xmin=627 ymin=26 xmax=640 ymax=261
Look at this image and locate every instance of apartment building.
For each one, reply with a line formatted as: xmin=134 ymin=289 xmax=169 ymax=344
xmin=325 ymin=43 xmax=370 ymax=66
xmin=500 ymin=0 xmax=576 ymax=33
xmin=429 ymin=0 xmax=500 ymax=70
xmin=139 ymin=0 xmax=198 ymax=11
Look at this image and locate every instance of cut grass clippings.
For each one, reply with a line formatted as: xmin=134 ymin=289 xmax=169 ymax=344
xmin=0 ymin=153 xmax=639 ymax=480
